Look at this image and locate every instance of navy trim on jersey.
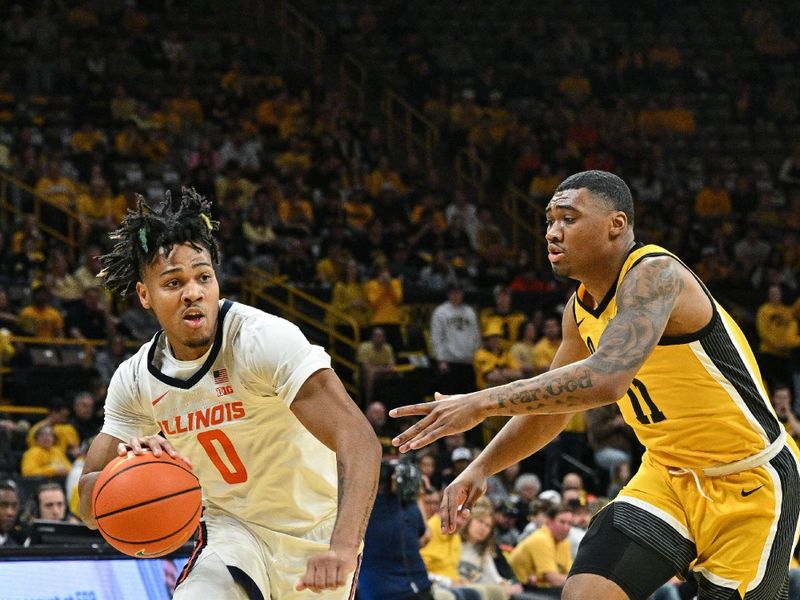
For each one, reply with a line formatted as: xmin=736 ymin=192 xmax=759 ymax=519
xmin=741 ymin=447 xmax=799 ymax=600
xmin=576 ymin=242 xmax=642 ymax=318
xmin=147 ymin=299 xmax=233 ymax=389
xmin=699 ymin=316 xmax=783 ymax=443
xmin=658 ymin=309 xmax=719 ymax=346
xmin=176 ymin=521 xmax=207 ymax=587
xmin=612 ymin=501 xmax=696 ymax=576
xmin=227 ymin=566 xmax=265 ymax=600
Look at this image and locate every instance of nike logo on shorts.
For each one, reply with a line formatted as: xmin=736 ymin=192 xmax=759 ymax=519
xmin=741 ymin=485 xmax=764 ymax=497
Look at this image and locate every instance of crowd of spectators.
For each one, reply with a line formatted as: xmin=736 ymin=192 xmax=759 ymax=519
xmin=0 ymin=6 xmax=798 ymax=600
xmin=312 ymin=0 xmax=800 ymax=325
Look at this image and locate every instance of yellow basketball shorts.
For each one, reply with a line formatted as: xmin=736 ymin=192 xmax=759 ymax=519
xmin=614 ymin=444 xmax=800 ymax=599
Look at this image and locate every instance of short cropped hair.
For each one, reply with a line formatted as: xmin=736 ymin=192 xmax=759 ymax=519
xmin=555 ymin=170 xmax=634 ymax=226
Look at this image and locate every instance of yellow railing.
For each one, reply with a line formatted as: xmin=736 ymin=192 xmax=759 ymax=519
xmin=0 ymin=404 xmax=48 ymax=415
xmin=241 ymin=267 xmax=361 ymax=396
xmin=0 ymin=172 xmax=81 ymax=261
xmin=502 ymin=185 xmax=547 ymax=268
xmin=340 ymin=53 xmax=366 ymax=111
xmin=382 ymin=90 xmax=439 ymax=168
xmin=278 ymin=0 xmax=326 ymax=79
xmin=454 ymin=147 xmax=489 ymax=205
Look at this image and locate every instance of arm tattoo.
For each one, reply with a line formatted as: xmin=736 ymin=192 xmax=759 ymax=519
xmin=489 ymin=367 xmax=594 ymax=411
xmin=486 ymin=257 xmax=683 ymax=413
xmin=589 ymin=257 xmax=684 ymax=374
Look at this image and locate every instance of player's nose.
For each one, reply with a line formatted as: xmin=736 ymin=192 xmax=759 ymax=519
xmin=545 ymin=225 xmax=562 ymax=242
xmin=181 ymin=281 xmax=204 ymax=303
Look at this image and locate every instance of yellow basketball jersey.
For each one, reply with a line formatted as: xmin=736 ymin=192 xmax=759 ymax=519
xmin=574 ymin=243 xmax=782 ymax=469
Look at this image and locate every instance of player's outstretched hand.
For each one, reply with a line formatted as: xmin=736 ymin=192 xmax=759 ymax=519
xmin=389 ymin=392 xmax=488 ymax=453
xmin=440 ymin=465 xmax=488 ymax=534
xmin=296 ymin=548 xmax=358 ymax=593
xmin=118 ymin=434 xmax=192 ymax=468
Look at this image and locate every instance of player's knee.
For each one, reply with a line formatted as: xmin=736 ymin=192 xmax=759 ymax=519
xmin=562 ymin=576 xmax=587 ymax=600
xmin=563 ymin=573 xmax=630 ymax=600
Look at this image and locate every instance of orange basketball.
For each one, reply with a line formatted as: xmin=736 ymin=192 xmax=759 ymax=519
xmin=92 ymin=450 xmax=202 ymax=558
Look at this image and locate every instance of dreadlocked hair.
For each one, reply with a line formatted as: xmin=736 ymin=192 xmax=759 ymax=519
xmin=100 ymin=187 xmax=220 ymax=296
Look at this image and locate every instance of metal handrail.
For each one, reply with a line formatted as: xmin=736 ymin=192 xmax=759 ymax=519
xmin=0 ymin=172 xmax=81 ymax=260
xmin=278 ymin=0 xmax=326 ymax=79
xmin=502 ymin=185 xmax=547 ymax=267
xmin=340 ymin=52 xmax=366 ymax=111
xmin=454 ymin=147 xmax=489 ymax=205
xmin=382 ymin=90 xmax=439 ymax=168
xmin=241 ymin=267 xmax=361 ymax=396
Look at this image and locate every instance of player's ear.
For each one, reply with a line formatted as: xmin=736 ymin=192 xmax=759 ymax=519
xmin=136 ymin=281 xmax=151 ymax=310
xmin=608 ymin=211 xmax=628 ymax=239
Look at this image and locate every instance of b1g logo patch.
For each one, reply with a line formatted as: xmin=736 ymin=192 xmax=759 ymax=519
xmin=216 ymin=385 xmax=233 ymax=397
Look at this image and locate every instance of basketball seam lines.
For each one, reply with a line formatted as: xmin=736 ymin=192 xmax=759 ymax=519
xmin=95 ymin=486 xmax=201 ymax=520
xmin=99 ymin=500 xmax=203 ymax=546
xmin=94 ymin=459 xmax=198 ymax=505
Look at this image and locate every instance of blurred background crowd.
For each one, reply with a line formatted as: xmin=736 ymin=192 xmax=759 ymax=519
xmin=0 ymin=1 xmax=799 ymax=598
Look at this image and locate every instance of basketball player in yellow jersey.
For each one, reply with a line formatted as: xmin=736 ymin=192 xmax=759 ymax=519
xmin=390 ymin=171 xmax=800 ymax=600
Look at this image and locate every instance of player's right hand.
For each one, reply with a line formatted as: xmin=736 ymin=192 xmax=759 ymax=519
xmin=440 ymin=465 xmax=487 ymax=534
xmin=118 ymin=434 xmax=192 ymax=468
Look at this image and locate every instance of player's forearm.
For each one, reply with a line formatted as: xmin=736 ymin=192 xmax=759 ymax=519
xmin=78 ymin=471 xmax=101 ymax=529
xmin=329 ymin=431 xmax=381 ymax=552
xmin=471 ymin=413 xmax=572 ymax=479
xmin=478 ymin=357 xmax=628 ymax=417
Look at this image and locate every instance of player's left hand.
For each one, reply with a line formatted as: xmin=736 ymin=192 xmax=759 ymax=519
xmin=389 ymin=392 xmax=488 ymax=452
xmin=296 ymin=548 xmax=358 ymax=593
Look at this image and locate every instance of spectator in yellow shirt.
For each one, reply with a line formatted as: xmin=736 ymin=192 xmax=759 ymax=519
xmin=343 ymin=190 xmax=374 ymax=231
xmin=357 ymin=327 xmax=398 ymax=405
xmin=364 ymin=265 xmax=404 ymax=351
xmin=480 ymin=286 xmax=527 ymax=350
xmin=44 ymin=250 xmax=83 ymax=305
xmin=275 ymin=136 xmax=311 ymax=177
xmin=18 ymin=282 xmax=64 ymax=339
xmin=508 ymin=504 xmax=574 ymax=590
xmin=365 ymin=156 xmax=406 ymax=198
xmin=473 ymin=323 xmax=522 ymax=390
xmin=277 ymin=188 xmax=315 ymax=235
xmin=70 ymin=122 xmax=107 ymax=154
xmin=77 ymin=177 xmax=118 ymax=243
xmin=694 ymin=174 xmax=732 ymax=219
xmin=34 ymin=161 xmax=77 ymax=211
xmin=27 ymin=399 xmax=80 ymax=458
xmin=509 ymin=321 xmax=541 ymax=377
xmin=648 ymin=35 xmax=682 ymax=71
xmin=315 ymin=244 xmax=349 ymax=287
xmin=21 ymin=425 xmax=72 ymax=478
xmin=529 ymin=163 xmax=561 ymax=200
xmin=215 ymin=160 xmax=257 ymax=209
xmin=756 ymin=284 xmax=800 ymax=390
xmin=329 ymin=260 xmax=370 ymax=330
xmin=169 ymin=86 xmax=204 ymax=124
xmin=532 ymin=317 xmax=562 ymax=372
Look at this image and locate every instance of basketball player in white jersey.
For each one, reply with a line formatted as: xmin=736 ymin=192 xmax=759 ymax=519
xmin=78 ymin=189 xmax=381 ymax=599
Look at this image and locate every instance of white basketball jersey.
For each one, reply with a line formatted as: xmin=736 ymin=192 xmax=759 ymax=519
xmin=102 ymin=300 xmax=338 ymax=536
